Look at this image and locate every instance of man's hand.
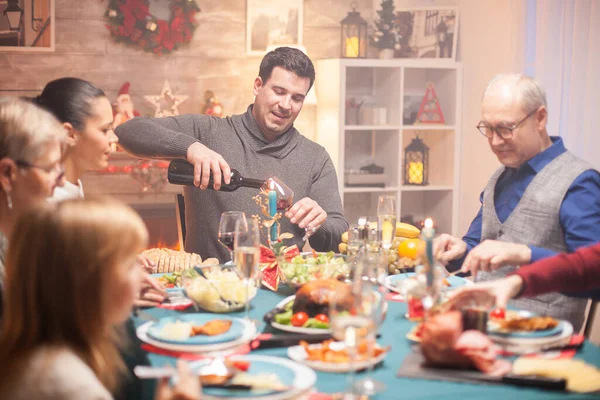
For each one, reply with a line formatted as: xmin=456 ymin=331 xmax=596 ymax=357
xmin=285 ymin=197 xmax=327 ymax=234
xmin=186 ymin=142 xmax=231 ymax=190
xmin=434 ymin=234 xmax=468 ymax=265
xmin=461 ymin=240 xmax=532 ymax=276
xmin=446 ymin=274 xmax=524 ymax=310
xmin=135 ymin=272 xmax=168 ymax=308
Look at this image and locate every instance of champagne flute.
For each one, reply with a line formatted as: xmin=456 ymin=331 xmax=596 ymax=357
xmin=234 ymin=217 xmax=260 ymax=321
xmin=377 ymin=195 xmax=397 ymax=251
xmin=330 ymin=283 xmax=375 ymax=400
xmin=218 ymin=211 xmax=246 ymax=263
xmin=352 ymin=250 xmax=388 ymax=396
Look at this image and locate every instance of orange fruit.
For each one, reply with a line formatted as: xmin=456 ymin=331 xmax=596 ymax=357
xmin=397 ymin=238 xmax=421 ymax=260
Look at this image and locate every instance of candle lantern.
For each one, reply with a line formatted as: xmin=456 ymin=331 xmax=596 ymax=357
xmin=404 ymin=136 xmax=429 ymax=186
xmin=340 ymin=1 xmax=368 ymax=58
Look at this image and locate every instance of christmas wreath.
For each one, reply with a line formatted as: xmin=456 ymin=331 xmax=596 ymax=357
xmin=105 ymin=0 xmax=200 ymax=55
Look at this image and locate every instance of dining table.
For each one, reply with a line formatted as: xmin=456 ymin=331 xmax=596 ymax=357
xmin=126 ymin=287 xmax=600 ymax=400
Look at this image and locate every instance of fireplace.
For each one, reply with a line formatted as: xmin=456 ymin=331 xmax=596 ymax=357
xmin=82 ymin=153 xmax=183 ymax=251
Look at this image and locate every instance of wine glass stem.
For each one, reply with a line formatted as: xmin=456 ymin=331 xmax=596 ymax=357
xmin=229 ymin=250 xmax=234 ymax=264
xmin=244 ymin=278 xmax=251 ymax=320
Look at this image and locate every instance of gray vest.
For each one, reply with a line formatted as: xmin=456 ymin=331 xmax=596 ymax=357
xmin=477 ymin=151 xmax=594 ymax=332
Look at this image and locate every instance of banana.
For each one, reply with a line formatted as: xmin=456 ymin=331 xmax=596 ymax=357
xmin=341 ymin=231 xmax=348 ymax=243
xmin=367 ymin=222 xmax=420 ymax=238
xmin=396 ymin=222 xmax=420 ymax=238
xmin=338 ymin=242 xmax=348 ymax=254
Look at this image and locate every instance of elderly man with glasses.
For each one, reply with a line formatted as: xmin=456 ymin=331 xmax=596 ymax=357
xmin=436 ymin=73 xmax=600 ymax=331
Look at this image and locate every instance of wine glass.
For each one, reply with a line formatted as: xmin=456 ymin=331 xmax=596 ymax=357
xmin=218 ymin=211 xmax=246 ymax=263
xmin=234 ymin=217 xmax=260 ymax=321
xmin=377 ymin=195 xmax=397 ymax=251
xmin=329 ymin=282 xmax=375 ymax=400
xmin=352 ymin=250 xmax=388 ymax=396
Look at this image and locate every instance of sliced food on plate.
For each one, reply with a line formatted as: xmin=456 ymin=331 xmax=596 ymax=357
xmin=287 ymin=339 xmax=390 ymax=373
xmin=157 ymin=319 xmax=233 ymax=341
xmin=496 ymin=316 xmax=559 ymax=332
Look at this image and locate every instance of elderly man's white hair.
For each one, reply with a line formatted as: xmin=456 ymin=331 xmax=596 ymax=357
xmin=483 ymin=73 xmax=547 ymax=113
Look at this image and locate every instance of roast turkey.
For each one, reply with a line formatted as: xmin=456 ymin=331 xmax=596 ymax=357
xmin=292 ymin=279 xmax=353 ymax=317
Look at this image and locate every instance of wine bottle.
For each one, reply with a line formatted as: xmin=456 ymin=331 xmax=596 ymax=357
xmin=167 ymin=160 xmax=265 ymax=192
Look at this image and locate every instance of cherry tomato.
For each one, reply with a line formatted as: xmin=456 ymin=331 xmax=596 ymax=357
xmin=315 ymin=314 xmax=329 ymax=324
xmin=490 ymin=308 xmax=506 ymax=320
xmin=165 ymin=283 xmax=175 ymax=288
xmin=291 ymin=312 xmax=309 ymax=327
xmin=231 ymin=361 xmax=250 ymax=372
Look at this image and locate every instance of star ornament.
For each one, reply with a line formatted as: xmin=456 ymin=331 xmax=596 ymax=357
xmin=145 ymin=81 xmax=189 ymax=118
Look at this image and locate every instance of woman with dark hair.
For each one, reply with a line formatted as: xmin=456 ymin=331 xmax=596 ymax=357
xmin=34 ymin=77 xmax=117 ymax=201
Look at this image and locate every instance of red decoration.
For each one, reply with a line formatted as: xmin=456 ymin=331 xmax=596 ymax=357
xmin=415 ymin=82 xmax=445 ymax=124
xmin=105 ymin=0 xmax=200 ymax=55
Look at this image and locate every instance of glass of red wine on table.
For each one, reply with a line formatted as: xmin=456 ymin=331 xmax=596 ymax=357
xmin=218 ymin=211 xmax=246 ymax=263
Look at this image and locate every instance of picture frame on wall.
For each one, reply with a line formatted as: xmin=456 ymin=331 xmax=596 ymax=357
xmin=246 ymin=0 xmax=303 ymax=55
xmin=0 ymin=0 xmax=55 ymax=52
xmin=395 ymin=6 xmax=458 ymax=60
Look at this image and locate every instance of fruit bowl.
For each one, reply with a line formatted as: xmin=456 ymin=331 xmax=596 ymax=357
xmin=278 ymin=252 xmax=350 ymax=289
xmin=181 ymin=264 xmax=257 ymax=313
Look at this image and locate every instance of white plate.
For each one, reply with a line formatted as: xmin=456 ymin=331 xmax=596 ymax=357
xmin=270 ymin=296 xmax=332 ymax=335
xmin=189 ymin=355 xmax=317 ymax=400
xmin=488 ymin=312 xmax=573 ymax=355
xmin=287 ymin=341 xmax=389 ymax=373
xmin=136 ymin=317 xmax=256 ymax=353
xmin=383 ymin=272 xmax=473 ymax=296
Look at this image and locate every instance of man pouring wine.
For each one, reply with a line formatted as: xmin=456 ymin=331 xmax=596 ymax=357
xmin=116 ymin=47 xmax=348 ymax=262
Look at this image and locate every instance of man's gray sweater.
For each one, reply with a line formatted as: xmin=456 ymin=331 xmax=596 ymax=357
xmin=116 ymin=105 xmax=348 ymax=262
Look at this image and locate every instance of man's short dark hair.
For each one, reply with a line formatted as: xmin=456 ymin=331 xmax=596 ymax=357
xmin=258 ymin=47 xmax=316 ymax=92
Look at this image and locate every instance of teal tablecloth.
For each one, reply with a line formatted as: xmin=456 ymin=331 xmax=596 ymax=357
xmin=129 ymin=288 xmax=600 ymax=400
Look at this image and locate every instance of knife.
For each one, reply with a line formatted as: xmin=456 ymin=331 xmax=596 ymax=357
xmin=249 ymin=333 xmax=382 ymax=351
xmin=438 ymin=368 xmax=566 ymax=391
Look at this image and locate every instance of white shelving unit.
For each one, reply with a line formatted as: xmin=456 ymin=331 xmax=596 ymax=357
xmin=315 ymin=58 xmax=462 ymax=235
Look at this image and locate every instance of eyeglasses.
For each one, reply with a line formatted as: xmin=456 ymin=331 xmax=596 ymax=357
xmin=476 ymin=108 xmax=539 ymax=140
xmin=15 ymin=160 xmax=65 ymax=181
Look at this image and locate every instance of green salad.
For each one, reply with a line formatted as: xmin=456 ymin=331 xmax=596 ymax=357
xmin=279 ymin=251 xmax=349 ymax=287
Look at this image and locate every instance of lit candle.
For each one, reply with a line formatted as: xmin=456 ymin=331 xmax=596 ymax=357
xmin=345 ymin=37 xmax=359 ymax=58
xmin=269 ymin=183 xmax=277 ymax=242
xmin=408 ymin=161 xmax=424 ymax=184
xmin=421 ymin=218 xmax=435 ymax=287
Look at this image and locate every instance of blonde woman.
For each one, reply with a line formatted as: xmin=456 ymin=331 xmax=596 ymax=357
xmin=0 ymin=97 xmax=66 ymax=311
xmin=0 ymin=198 xmax=200 ymax=400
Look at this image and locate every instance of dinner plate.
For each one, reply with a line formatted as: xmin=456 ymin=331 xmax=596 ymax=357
xmin=189 ymin=355 xmax=316 ymax=400
xmin=384 ymin=272 xmax=471 ymax=295
xmin=488 ymin=315 xmax=573 ymax=354
xmin=136 ymin=317 xmax=256 ymax=353
xmin=269 ymin=295 xmax=388 ymax=335
xmin=488 ymin=320 xmax=566 ymax=339
xmin=146 ymin=314 xmax=244 ymax=345
xmin=270 ymin=296 xmax=331 ymax=335
xmin=287 ymin=341 xmax=389 ymax=373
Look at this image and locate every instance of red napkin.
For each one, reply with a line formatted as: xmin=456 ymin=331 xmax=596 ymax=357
xmin=141 ymin=342 xmax=251 ymax=360
xmin=156 ymin=300 xmax=193 ymax=311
